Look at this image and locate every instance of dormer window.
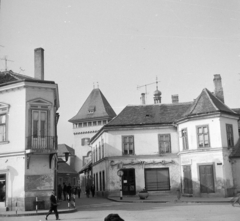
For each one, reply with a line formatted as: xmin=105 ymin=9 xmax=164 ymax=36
xmin=88 ymin=106 xmax=95 ymax=114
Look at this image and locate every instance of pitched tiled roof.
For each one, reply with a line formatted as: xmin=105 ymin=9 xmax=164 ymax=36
xmin=106 ymin=102 xmax=193 ymax=126
xmin=183 ymin=88 xmax=237 ymax=117
xmin=0 ymin=70 xmax=55 ymax=86
xmin=58 ymin=144 xmax=75 ymax=156
xmin=57 ymin=158 xmax=78 ymax=174
xmin=69 ymin=88 xmax=116 ymax=123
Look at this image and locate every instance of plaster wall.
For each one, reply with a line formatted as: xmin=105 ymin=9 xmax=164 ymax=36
xmin=232 ymin=159 xmax=240 ymax=192
xmin=0 ymin=155 xmax=25 ymax=210
xmin=95 ymin=127 xmax=178 ymax=158
xmin=180 ymin=150 xmax=225 ymax=196
xmin=0 ymin=88 xmax=26 ymax=153
xmin=178 ymin=117 xmax=222 ymax=151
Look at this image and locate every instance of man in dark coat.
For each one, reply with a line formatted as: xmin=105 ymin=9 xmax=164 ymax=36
xmin=45 ymin=191 xmax=59 ymax=220
xmin=63 ymin=183 xmax=67 ymax=201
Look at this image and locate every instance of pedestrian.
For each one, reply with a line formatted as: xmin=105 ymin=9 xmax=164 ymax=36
xmin=91 ymin=184 xmax=95 ymax=197
xmin=232 ymin=191 xmax=240 ymax=206
xmin=77 ymin=186 xmax=81 ymax=198
xmin=45 ymin=191 xmax=60 ymax=220
xmin=67 ymin=183 xmax=72 ymax=201
xmin=58 ymin=184 xmax=62 ymax=200
xmin=63 ymin=183 xmax=67 ymax=201
xmin=86 ymin=185 xmax=90 ymax=198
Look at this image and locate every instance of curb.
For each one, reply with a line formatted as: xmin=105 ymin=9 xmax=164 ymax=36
xmin=107 ymin=197 xmax=232 ymax=204
xmin=0 ymin=208 xmax=77 ymax=217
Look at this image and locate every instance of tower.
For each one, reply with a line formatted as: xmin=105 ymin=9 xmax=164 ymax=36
xmin=68 ymin=88 xmax=116 ymax=187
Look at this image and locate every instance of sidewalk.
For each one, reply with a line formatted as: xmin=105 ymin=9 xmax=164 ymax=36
xmin=0 ymin=194 xmax=234 ymax=217
xmin=108 ymin=194 xmax=234 ymax=204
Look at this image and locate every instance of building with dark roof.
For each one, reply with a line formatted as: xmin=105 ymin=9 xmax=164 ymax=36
xmin=0 ymin=48 xmax=60 ymax=211
xmin=90 ymin=75 xmax=240 ymax=198
xmin=69 ymin=88 xmax=116 ymax=190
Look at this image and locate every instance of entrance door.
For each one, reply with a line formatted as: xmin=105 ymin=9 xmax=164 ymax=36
xmin=183 ymin=165 xmax=193 ymax=194
xmin=32 ymin=110 xmax=47 ymax=148
xmin=122 ymin=169 xmax=136 ymax=195
xmin=0 ymin=174 xmax=6 ymax=208
xmin=199 ymin=165 xmax=214 ymax=193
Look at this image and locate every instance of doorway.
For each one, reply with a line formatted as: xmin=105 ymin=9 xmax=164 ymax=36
xmin=199 ymin=165 xmax=215 ymax=193
xmin=0 ymin=174 xmax=6 ymax=207
xmin=122 ymin=169 xmax=136 ymax=195
xmin=183 ymin=165 xmax=193 ymax=194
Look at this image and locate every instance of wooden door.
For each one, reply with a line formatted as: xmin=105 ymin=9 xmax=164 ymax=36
xmin=199 ymin=165 xmax=214 ymax=193
xmin=183 ymin=165 xmax=193 ymax=194
xmin=122 ymin=169 xmax=136 ymax=195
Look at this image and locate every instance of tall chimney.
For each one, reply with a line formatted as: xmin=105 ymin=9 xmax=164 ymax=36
xmin=141 ymin=93 xmax=146 ymax=105
xmin=171 ymin=94 xmax=179 ymax=103
xmin=34 ymin=48 xmax=44 ymax=80
xmin=213 ymin=74 xmax=224 ymax=103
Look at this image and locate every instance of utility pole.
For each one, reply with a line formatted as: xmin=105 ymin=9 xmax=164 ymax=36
xmin=137 ymin=77 xmax=160 ymax=104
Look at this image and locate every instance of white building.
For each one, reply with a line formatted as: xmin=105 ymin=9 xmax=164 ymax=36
xmin=90 ymin=75 xmax=240 ymax=197
xmin=0 ymin=48 xmax=60 ymax=211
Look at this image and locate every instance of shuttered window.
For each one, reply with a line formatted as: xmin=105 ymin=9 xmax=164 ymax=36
xmin=145 ymin=168 xmax=170 ymax=191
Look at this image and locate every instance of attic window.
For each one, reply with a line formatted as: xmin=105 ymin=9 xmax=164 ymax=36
xmin=145 ymin=114 xmax=152 ymax=118
xmin=88 ymin=106 xmax=95 ymax=114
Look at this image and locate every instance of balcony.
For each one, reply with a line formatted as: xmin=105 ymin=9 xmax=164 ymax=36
xmin=26 ymin=136 xmax=57 ymax=152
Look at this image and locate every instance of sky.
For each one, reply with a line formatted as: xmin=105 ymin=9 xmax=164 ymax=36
xmin=0 ymin=0 xmax=240 ymax=147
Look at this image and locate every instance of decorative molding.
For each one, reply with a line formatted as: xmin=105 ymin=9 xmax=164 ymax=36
xmin=110 ymin=159 xmax=176 ymax=169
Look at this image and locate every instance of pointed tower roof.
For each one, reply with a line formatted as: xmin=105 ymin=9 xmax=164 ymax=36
xmin=69 ymin=88 xmax=116 ymax=123
xmin=183 ymin=88 xmax=237 ymax=117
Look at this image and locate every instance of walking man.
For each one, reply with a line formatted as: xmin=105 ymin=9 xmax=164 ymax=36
xmin=45 ymin=191 xmax=60 ymax=220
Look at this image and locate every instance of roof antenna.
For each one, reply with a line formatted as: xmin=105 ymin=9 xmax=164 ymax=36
xmin=1 ymin=56 xmax=14 ymax=71
xmin=19 ymin=67 xmax=25 ymax=74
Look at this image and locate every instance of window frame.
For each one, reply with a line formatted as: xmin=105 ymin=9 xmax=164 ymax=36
xmin=196 ymin=125 xmax=210 ymax=148
xmin=226 ymin=124 xmax=234 ymax=147
xmin=158 ymin=134 xmax=171 ymax=154
xmin=0 ymin=103 xmax=10 ymax=144
xmin=181 ymin=128 xmax=189 ymax=150
xmin=122 ymin=135 xmax=135 ymax=155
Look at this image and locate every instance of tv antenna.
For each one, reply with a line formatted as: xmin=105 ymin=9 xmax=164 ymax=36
xmin=1 ymin=56 xmax=14 ymax=71
xmin=19 ymin=67 xmax=25 ymax=74
xmin=137 ymin=77 xmax=160 ymax=103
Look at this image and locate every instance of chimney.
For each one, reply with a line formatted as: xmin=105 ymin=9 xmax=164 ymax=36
xmin=141 ymin=93 xmax=146 ymax=105
xmin=171 ymin=94 xmax=179 ymax=103
xmin=34 ymin=48 xmax=44 ymax=80
xmin=213 ymin=74 xmax=224 ymax=103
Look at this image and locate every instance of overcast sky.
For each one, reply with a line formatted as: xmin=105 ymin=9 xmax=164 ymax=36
xmin=0 ymin=0 xmax=240 ymax=146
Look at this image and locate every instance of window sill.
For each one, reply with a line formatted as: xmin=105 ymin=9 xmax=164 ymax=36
xmin=0 ymin=141 xmax=9 ymax=145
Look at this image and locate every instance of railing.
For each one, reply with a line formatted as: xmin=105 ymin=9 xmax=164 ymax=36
xmin=26 ymin=136 xmax=56 ymax=150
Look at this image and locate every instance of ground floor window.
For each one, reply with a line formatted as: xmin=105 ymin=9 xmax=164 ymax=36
xmin=145 ymin=168 xmax=170 ymax=191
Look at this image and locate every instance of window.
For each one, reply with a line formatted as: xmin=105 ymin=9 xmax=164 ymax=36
xmin=158 ymin=134 xmax=171 ymax=153
xmin=93 ymin=121 xmax=96 ymax=126
xmin=88 ymin=122 xmax=92 ymax=127
xmin=197 ymin=125 xmax=210 ymax=148
xmin=103 ymin=120 xmax=107 ymax=125
xmin=102 ymin=139 xmax=104 ymax=158
xmin=96 ymin=146 xmax=98 ymax=161
xmin=81 ymin=138 xmax=90 ymax=146
xmin=181 ymin=128 xmax=188 ymax=150
xmin=99 ymin=143 xmax=101 ymax=160
xmin=102 ymin=171 xmax=105 ymax=191
xmin=226 ymin=124 xmax=234 ymax=147
xmin=0 ymin=115 xmax=6 ymax=142
xmin=83 ymin=122 xmax=87 ymax=127
xmin=98 ymin=121 xmax=101 ymax=125
xmin=32 ymin=110 xmax=47 ymax=138
xmin=99 ymin=172 xmax=102 ymax=191
xmin=122 ymin=136 xmax=134 ymax=155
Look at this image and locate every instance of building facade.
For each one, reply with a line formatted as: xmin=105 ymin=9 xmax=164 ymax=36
xmin=90 ymin=75 xmax=240 ymax=198
xmin=0 ymin=48 xmax=60 ymax=211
